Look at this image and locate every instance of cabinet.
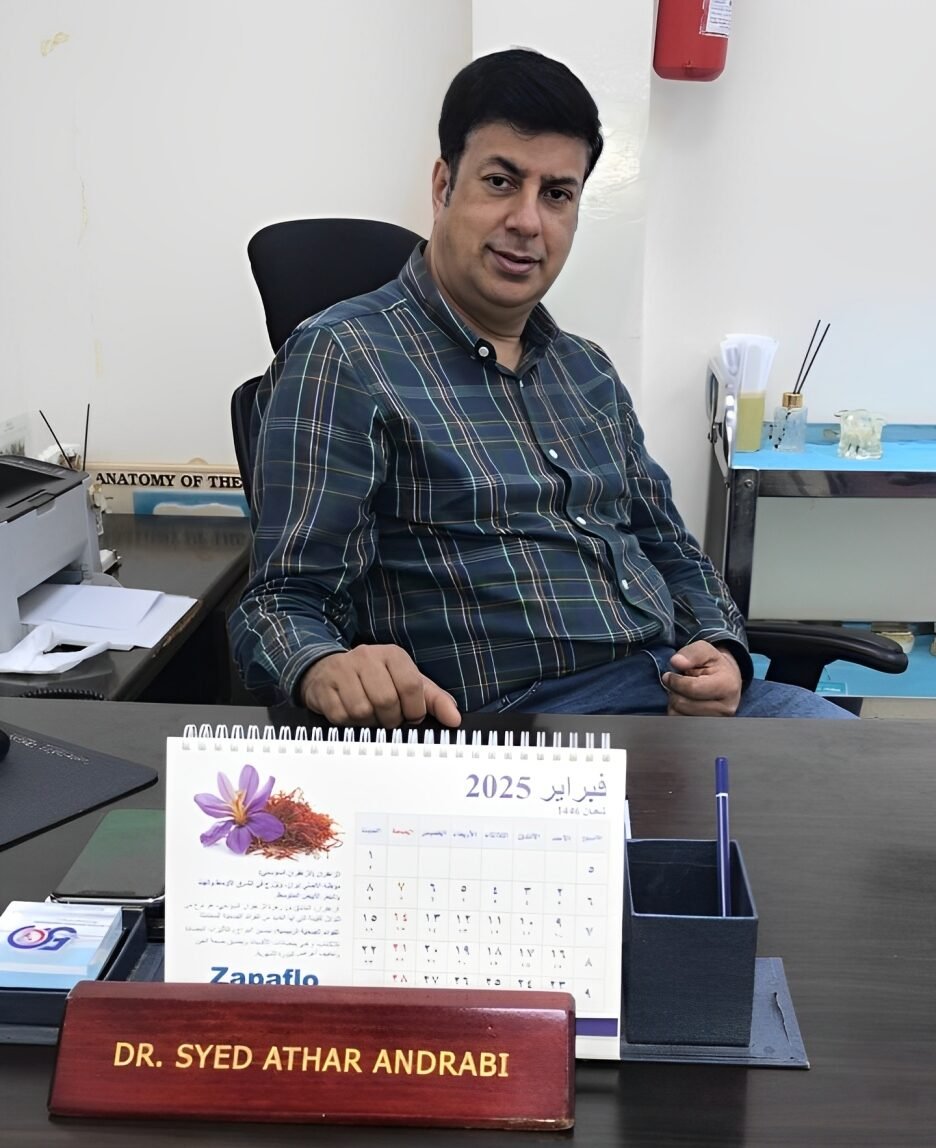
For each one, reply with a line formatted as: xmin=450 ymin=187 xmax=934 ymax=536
xmin=705 ymin=406 xmax=936 ymax=697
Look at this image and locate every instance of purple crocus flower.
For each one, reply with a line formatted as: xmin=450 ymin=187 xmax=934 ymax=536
xmin=194 ymin=764 xmax=284 ymax=854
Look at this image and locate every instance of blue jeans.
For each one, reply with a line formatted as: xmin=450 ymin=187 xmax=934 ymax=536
xmin=477 ymin=646 xmax=855 ymax=718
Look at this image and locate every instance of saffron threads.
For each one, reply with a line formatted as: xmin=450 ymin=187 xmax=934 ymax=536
xmin=247 ymin=790 xmax=341 ymax=860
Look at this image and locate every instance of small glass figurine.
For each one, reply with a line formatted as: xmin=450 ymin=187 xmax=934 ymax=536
xmin=772 ymin=392 xmax=807 ymax=452
xmin=835 ymin=409 xmax=887 ymax=460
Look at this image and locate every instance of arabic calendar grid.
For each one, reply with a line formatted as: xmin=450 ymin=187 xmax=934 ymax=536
xmin=352 ymin=812 xmax=611 ymax=1008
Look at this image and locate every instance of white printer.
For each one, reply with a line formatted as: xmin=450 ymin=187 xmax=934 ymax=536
xmin=0 ymin=455 xmax=102 ymax=653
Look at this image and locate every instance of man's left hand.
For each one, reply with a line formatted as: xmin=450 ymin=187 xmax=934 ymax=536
xmin=662 ymin=641 xmax=742 ymax=717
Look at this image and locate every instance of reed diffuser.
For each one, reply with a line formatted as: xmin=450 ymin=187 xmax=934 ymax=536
xmin=773 ymin=319 xmax=830 ymax=452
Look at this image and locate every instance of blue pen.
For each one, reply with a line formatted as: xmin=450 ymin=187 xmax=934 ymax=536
xmin=715 ymin=756 xmax=731 ymax=917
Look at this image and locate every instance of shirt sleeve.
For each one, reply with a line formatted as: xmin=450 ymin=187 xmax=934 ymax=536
xmin=227 ymin=324 xmax=386 ymax=702
xmin=617 ymin=383 xmax=754 ymax=685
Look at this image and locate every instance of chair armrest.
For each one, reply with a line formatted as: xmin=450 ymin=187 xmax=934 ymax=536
xmin=745 ymin=621 xmax=909 ymax=692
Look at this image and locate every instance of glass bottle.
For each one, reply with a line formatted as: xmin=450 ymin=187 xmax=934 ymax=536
xmin=772 ymin=391 xmax=807 ymax=452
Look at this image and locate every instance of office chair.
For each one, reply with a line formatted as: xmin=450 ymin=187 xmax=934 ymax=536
xmin=232 ymin=218 xmax=907 ymax=699
xmin=231 ymin=218 xmax=424 ymax=504
xmin=250 ymin=217 xmax=425 ymax=355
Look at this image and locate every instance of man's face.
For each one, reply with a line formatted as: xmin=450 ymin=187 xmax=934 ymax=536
xmin=427 ymin=122 xmax=588 ymax=332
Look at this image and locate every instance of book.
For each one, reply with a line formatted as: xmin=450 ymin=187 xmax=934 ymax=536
xmin=165 ymin=724 xmax=628 ymax=1060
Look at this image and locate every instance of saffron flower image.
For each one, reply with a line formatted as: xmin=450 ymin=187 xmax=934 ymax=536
xmin=194 ymin=765 xmax=285 ymax=854
xmin=247 ymin=789 xmax=341 ymax=860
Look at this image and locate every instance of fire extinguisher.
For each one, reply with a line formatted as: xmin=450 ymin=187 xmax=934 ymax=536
xmin=653 ymin=0 xmax=732 ymax=82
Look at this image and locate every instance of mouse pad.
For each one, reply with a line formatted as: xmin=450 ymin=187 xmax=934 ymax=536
xmin=0 ymin=723 xmax=157 ymax=850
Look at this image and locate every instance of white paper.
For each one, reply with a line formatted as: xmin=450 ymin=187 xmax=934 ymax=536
xmin=165 ymin=730 xmax=628 ymax=1061
xmin=721 ymin=333 xmax=778 ymax=394
xmin=44 ymin=593 xmax=196 ymax=650
xmin=19 ymin=583 xmax=162 ymax=630
xmin=0 ymin=624 xmax=109 ymax=673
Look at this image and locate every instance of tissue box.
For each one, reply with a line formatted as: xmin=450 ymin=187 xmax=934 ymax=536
xmin=0 ymin=901 xmax=123 ymax=990
xmin=623 ymin=839 xmax=758 ymax=1046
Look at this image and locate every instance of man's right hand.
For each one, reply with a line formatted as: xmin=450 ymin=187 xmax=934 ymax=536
xmin=299 ymin=645 xmax=462 ymax=729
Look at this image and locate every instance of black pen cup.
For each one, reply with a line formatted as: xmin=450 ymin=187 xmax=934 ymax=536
xmin=623 ymin=838 xmax=758 ymax=1046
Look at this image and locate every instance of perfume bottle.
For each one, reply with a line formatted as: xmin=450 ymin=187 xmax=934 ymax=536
xmin=772 ymin=391 xmax=807 ymax=452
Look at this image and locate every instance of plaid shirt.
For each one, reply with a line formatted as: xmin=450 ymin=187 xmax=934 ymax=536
xmin=229 ymin=247 xmax=750 ymax=711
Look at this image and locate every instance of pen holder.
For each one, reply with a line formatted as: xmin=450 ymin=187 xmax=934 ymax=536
xmin=623 ymin=839 xmax=758 ymax=1046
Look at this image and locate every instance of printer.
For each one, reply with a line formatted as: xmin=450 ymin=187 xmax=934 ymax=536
xmin=0 ymin=455 xmax=102 ymax=653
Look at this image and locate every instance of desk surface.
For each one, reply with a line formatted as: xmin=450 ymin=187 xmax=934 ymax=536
xmin=1 ymin=698 xmax=934 ymax=1147
xmin=0 ymin=515 xmax=250 ymax=701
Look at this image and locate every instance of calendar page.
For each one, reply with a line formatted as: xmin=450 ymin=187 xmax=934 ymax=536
xmin=165 ymin=725 xmax=627 ymax=1060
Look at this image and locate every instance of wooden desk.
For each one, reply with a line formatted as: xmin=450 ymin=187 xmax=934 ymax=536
xmin=1 ymin=698 xmax=934 ymax=1146
xmin=0 ymin=515 xmax=250 ymax=702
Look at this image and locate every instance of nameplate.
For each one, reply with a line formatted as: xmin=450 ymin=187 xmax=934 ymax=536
xmin=49 ymin=983 xmax=575 ymax=1130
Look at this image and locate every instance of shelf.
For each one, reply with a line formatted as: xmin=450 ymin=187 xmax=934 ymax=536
xmin=734 ymin=438 xmax=936 ymax=474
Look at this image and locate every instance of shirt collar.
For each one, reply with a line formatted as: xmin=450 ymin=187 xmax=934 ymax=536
xmin=399 ymin=243 xmax=560 ymax=367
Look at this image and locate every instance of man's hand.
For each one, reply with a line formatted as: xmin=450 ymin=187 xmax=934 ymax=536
xmin=661 ymin=641 xmax=742 ymax=717
xmin=299 ymin=645 xmax=461 ymax=729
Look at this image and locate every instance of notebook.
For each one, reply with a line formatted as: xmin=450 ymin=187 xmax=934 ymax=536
xmin=0 ymin=723 xmax=158 ymax=851
xmin=165 ymin=724 xmax=628 ymax=1060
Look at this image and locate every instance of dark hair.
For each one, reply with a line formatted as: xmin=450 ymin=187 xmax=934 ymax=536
xmin=438 ymin=48 xmax=604 ymax=186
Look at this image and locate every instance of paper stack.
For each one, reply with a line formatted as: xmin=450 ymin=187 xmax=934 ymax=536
xmin=0 ymin=582 xmax=197 ymax=675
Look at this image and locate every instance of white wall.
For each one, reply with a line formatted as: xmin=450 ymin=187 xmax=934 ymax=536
xmin=3 ymin=1 xmax=934 ymax=544
xmin=0 ymin=0 xmax=470 ymax=465
xmin=643 ymin=0 xmax=936 ymax=534
xmin=472 ymin=1 xmax=653 ymax=409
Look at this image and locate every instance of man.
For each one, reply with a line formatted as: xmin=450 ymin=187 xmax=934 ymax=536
xmin=230 ymin=48 xmax=850 ymax=726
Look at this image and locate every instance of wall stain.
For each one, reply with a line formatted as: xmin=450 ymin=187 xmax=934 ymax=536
xmin=40 ymin=32 xmax=69 ymax=57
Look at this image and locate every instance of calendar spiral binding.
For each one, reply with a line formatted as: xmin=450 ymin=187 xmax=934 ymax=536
xmin=180 ymin=724 xmax=614 ymax=762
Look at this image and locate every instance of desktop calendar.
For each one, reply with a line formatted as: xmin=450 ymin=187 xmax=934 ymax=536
xmin=165 ymin=725 xmax=628 ymax=1059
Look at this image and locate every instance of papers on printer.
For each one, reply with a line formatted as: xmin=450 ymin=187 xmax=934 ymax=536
xmin=18 ymin=582 xmax=195 ymax=650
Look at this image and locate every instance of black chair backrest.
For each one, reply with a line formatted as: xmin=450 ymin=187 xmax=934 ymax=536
xmin=231 ymin=375 xmax=263 ymax=505
xmin=234 ymin=218 xmax=425 ymax=504
xmin=248 ymin=217 xmax=424 ymax=353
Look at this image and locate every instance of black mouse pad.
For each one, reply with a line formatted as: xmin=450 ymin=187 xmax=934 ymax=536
xmin=0 ymin=723 xmax=157 ymax=850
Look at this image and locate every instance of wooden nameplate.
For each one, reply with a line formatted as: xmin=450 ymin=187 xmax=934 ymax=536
xmin=49 ymin=983 xmax=575 ymax=1130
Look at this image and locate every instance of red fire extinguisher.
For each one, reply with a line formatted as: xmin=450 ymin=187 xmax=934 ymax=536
xmin=654 ymin=0 xmax=732 ymax=82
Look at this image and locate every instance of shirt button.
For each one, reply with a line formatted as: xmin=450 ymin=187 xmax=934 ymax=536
xmin=548 ymin=449 xmax=558 ymax=460
xmin=478 ymin=345 xmax=490 ymax=358
xmin=620 ymin=578 xmax=630 ymax=590
xmin=575 ymin=516 xmax=587 ymax=527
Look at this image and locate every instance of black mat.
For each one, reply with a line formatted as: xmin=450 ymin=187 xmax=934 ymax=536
xmin=0 ymin=723 xmax=157 ymax=851
xmin=619 ymin=957 xmax=809 ymax=1067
